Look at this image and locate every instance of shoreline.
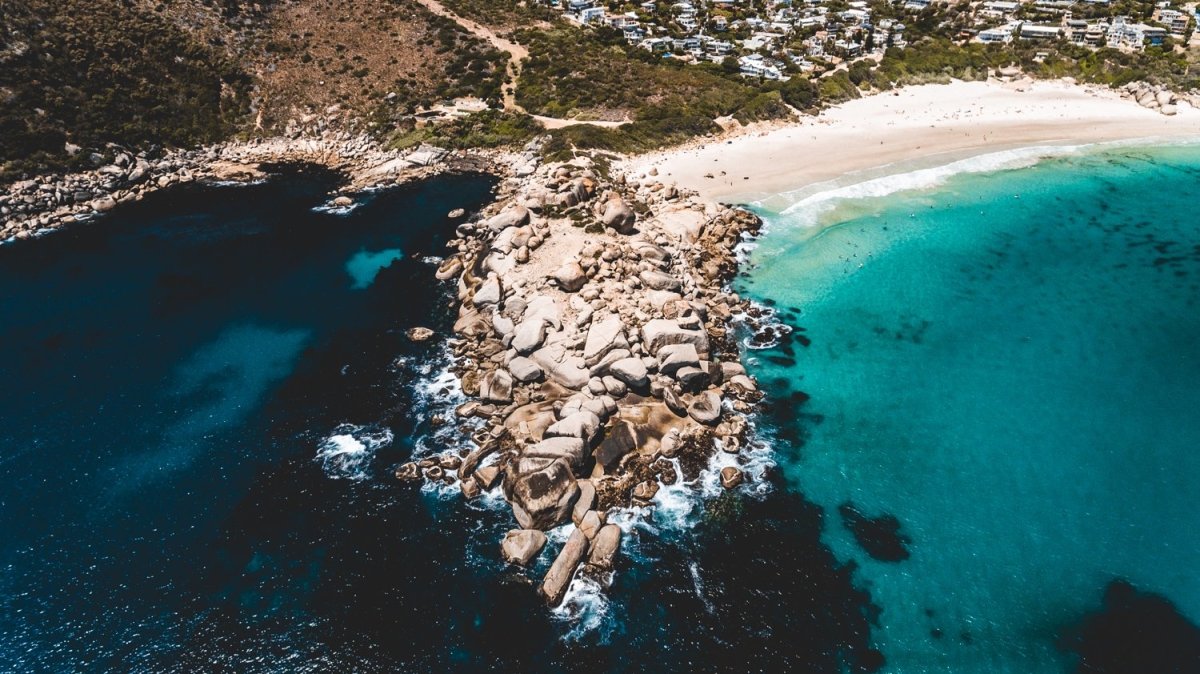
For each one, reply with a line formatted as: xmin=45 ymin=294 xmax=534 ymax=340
xmin=621 ymin=79 xmax=1200 ymax=205
xmin=0 ymin=135 xmax=516 ymax=242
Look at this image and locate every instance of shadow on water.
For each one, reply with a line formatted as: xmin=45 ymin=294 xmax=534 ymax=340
xmin=1059 ymin=580 xmax=1200 ymax=674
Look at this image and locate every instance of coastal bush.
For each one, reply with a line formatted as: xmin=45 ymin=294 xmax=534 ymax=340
xmin=0 ymin=0 xmax=251 ymax=181
xmin=385 ymin=110 xmax=542 ymax=150
xmin=515 ymin=28 xmax=770 ymax=123
xmin=818 ymin=71 xmax=862 ymax=103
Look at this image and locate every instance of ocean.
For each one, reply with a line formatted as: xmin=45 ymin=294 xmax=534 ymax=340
xmin=0 ymin=166 xmax=876 ymax=673
xmin=2 ymin=144 xmax=1198 ymax=673
xmin=737 ymin=142 xmax=1200 ymax=673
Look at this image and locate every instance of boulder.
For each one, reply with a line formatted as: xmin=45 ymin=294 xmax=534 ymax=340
xmin=688 ymin=391 xmax=723 ymax=425
xmin=460 ymin=477 xmax=481 ymax=499
xmin=658 ymin=343 xmax=700 ymax=376
xmin=663 ymin=387 xmax=688 ymax=417
xmin=609 ymin=357 xmax=649 ymax=389
xmin=676 ymin=365 xmax=710 ymax=392
xmin=436 ymin=256 xmax=463 ymax=280
xmin=485 ymin=205 xmax=530 ymax=231
xmin=638 ymin=269 xmax=681 ymax=292
xmin=572 ymin=479 xmax=596 ymax=524
xmin=578 ymin=510 xmax=605 ymax=539
xmin=523 ymin=295 xmax=562 ymax=330
xmin=583 ymin=314 xmax=629 ymax=365
xmin=480 ymin=368 xmax=514 ymax=403
xmin=525 ymin=436 xmax=588 ymax=468
xmin=602 ymin=376 xmax=627 ymax=398
xmin=552 ymin=262 xmax=587 ymax=292
xmin=641 ymin=319 xmax=709 ymax=356
xmin=512 ymin=319 xmax=549 ymax=354
xmin=541 ymin=529 xmax=590 ymax=606
xmin=594 ymin=419 xmax=638 ymax=468
xmin=501 ymin=529 xmax=547 ymax=566
xmin=406 ymin=326 xmax=435 ymax=342
xmin=505 ymin=458 xmax=580 ymax=530
xmin=720 ymin=466 xmax=744 ymax=489
xmin=587 ymin=524 xmax=622 ymax=569
xmin=545 ymin=411 xmax=602 ymax=444
xmin=395 ymin=462 xmax=421 ymax=481
xmin=600 ymin=196 xmax=637 ymax=234
xmin=473 ymin=277 xmax=502 ymax=307
xmin=632 ymin=480 xmax=659 ymax=502
xmin=475 ymin=464 xmax=503 ymax=490
xmin=508 ymin=356 xmax=544 ymax=383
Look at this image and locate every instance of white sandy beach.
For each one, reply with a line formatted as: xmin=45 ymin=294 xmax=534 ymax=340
xmin=623 ymin=79 xmax=1200 ymax=204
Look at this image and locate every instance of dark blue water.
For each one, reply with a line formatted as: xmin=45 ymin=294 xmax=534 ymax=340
xmin=738 ymin=144 xmax=1200 ymax=673
xmin=0 ymin=168 xmax=884 ymax=672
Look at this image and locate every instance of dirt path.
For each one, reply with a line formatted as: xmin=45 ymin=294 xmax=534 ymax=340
xmin=413 ymin=0 xmax=528 ymax=112
xmin=413 ymin=0 xmax=629 ymax=128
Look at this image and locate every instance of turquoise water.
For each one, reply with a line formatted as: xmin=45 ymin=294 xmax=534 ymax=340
xmin=738 ymin=144 xmax=1200 ymax=672
xmin=346 ymin=247 xmax=405 ymax=289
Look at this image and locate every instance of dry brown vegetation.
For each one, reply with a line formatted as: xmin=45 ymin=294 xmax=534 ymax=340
xmin=251 ymin=0 xmax=508 ymax=133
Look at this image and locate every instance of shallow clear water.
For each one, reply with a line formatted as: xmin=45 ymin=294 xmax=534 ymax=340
xmin=738 ymin=144 xmax=1200 ymax=672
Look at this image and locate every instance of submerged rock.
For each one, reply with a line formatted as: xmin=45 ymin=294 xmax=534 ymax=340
xmin=720 ymin=466 xmax=743 ymax=489
xmin=406 ymin=326 xmax=435 ymax=342
xmin=838 ymin=503 xmax=911 ymax=562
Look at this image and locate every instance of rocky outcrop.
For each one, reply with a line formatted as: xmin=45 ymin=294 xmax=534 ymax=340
xmin=1 ymin=135 xmax=479 ymax=242
xmin=1120 ymin=82 xmax=1189 ymax=116
xmin=397 ymin=148 xmax=764 ymax=606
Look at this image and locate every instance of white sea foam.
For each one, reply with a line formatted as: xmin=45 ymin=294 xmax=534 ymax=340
xmin=315 ymin=423 xmax=393 ymax=480
xmin=311 ymin=200 xmax=359 ymax=215
xmin=553 ymin=571 xmax=613 ymax=641
xmin=757 ymin=143 xmax=1093 ymax=230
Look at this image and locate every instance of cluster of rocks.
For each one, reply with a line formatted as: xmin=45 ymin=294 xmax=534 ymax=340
xmin=1 ymin=132 xmax=483 ymax=241
xmin=396 ymin=150 xmax=765 ymax=606
xmin=1120 ymin=82 xmax=1185 ymax=116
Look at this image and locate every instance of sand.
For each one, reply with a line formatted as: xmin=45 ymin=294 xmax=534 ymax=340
xmin=622 ymin=79 xmax=1200 ymax=204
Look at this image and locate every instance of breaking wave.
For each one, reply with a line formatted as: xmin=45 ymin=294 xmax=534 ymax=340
xmin=315 ymin=423 xmax=393 ymax=480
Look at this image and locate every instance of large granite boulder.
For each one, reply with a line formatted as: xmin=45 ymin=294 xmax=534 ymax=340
xmin=501 ymin=529 xmax=547 ymax=566
xmin=583 ymin=314 xmax=629 ymax=366
xmin=541 ymin=528 xmax=590 ymax=606
xmin=525 ymin=436 xmax=588 ymax=469
xmin=600 ymin=196 xmax=636 ymax=234
xmin=551 ymin=262 xmax=587 ymax=292
xmin=545 ymin=411 xmax=602 ymax=444
xmin=658 ymin=343 xmax=700 ymax=377
xmin=512 ymin=319 xmax=549 ymax=354
xmin=484 ymin=205 xmax=530 ymax=231
xmin=641 ymin=319 xmax=709 ymax=356
xmin=687 ymin=390 xmax=723 ymax=425
xmin=638 ymin=269 xmax=681 ymax=292
xmin=479 ymin=368 xmax=513 ymax=403
xmin=594 ymin=419 xmax=638 ymax=468
xmin=505 ymin=458 xmax=580 ymax=530
xmin=473 ymin=276 xmax=502 ymax=307
xmin=608 ymin=357 xmax=649 ymax=389
xmin=587 ymin=524 xmax=622 ymax=570
xmin=508 ymin=356 xmax=544 ymax=383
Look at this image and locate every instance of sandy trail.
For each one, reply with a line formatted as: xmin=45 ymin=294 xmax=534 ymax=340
xmin=413 ymin=0 xmax=629 ymax=129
